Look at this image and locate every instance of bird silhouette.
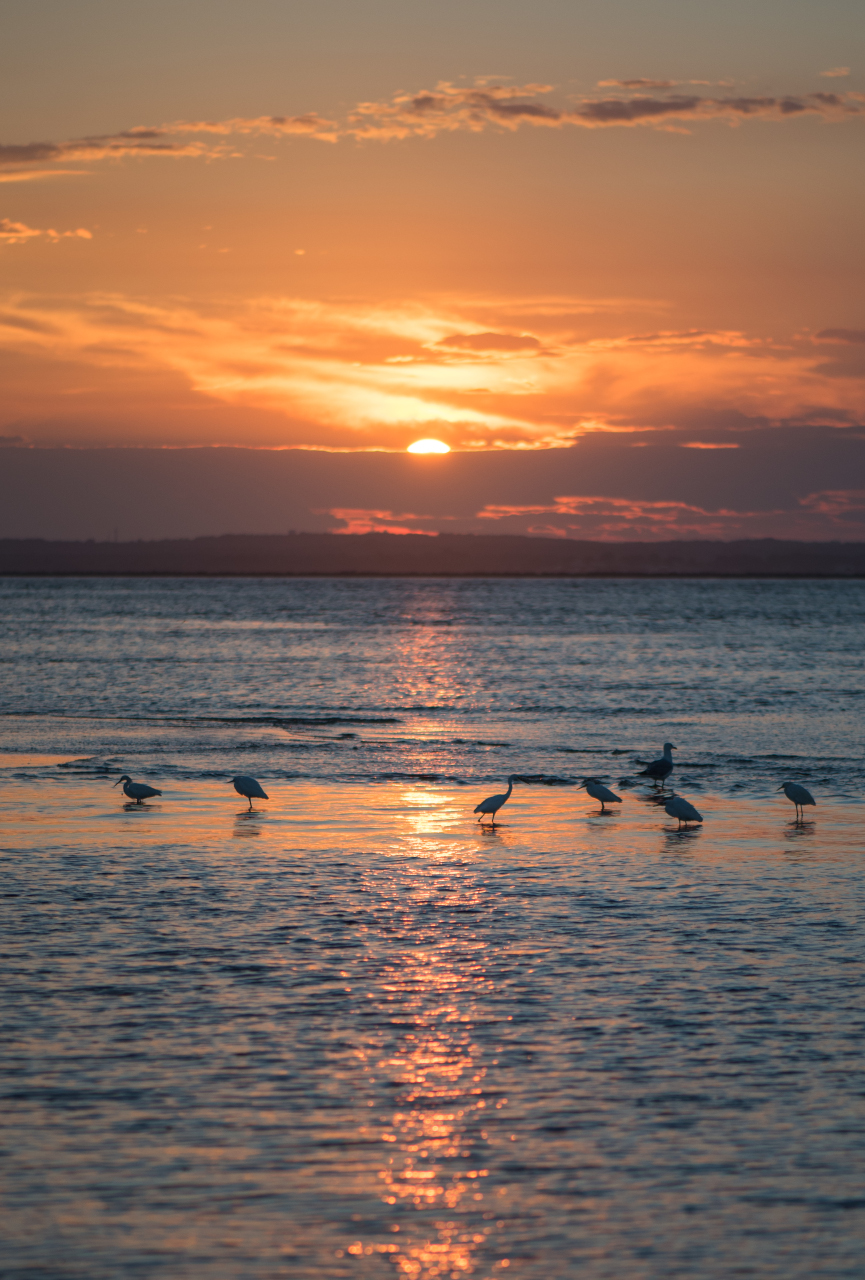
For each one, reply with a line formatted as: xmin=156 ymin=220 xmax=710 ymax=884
xmin=113 ymin=774 xmax=162 ymax=804
xmin=664 ymin=792 xmax=702 ymax=829
xmin=778 ymin=781 xmax=815 ymax=821
xmin=639 ymin=742 xmax=676 ymax=784
xmin=474 ymin=775 xmax=517 ymax=825
xmin=230 ymin=775 xmax=269 ymax=811
xmin=581 ymin=777 xmax=622 ymax=813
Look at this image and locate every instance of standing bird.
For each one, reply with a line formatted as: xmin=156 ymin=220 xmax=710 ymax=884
xmin=581 ymin=777 xmax=622 ymax=814
xmin=664 ymin=793 xmax=703 ymax=829
xmin=639 ymin=742 xmax=676 ymax=785
xmin=113 ymin=774 xmax=162 ymax=804
xmin=474 ymin=775 xmax=517 ymax=825
xmin=229 ymin=775 xmax=269 ymax=811
xmin=778 ymin=781 xmax=816 ymax=821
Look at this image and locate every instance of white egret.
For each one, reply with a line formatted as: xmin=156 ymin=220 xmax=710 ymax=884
xmin=639 ymin=742 xmax=676 ymax=784
xmin=664 ymin=792 xmax=703 ymax=829
xmin=230 ymin=775 xmax=269 ymax=810
xmin=778 ymin=781 xmax=816 ymax=821
xmin=113 ymin=774 xmax=162 ymax=804
xmin=474 ymin=775 xmax=517 ymax=825
xmin=581 ymin=777 xmax=622 ymax=813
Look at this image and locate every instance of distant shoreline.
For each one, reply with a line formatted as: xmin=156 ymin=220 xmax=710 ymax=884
xmin=2 ymin=533 xmax=864 ymax=579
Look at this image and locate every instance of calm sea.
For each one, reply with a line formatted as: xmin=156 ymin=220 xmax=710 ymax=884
xmin=1 ymin=577 xmax=863 ymax=1278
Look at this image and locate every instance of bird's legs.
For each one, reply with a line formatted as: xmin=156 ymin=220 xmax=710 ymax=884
xmin=248 ymin=796 xmax=253 ymax=811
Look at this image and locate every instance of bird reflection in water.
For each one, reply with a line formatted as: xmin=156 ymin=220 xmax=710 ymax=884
xmin=784 ymin=819 xmax=816 ymax=842
xmin=232 ymin=812 xmax=263 ymax=838
xmin=663 ymin=824 xmax=704 ymax=848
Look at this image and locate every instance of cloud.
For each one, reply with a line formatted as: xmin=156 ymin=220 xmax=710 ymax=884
xmin=327 ymin=508 xmax=438 ymax=535
xmin=437 ymin=332 xmax=542 ymax=352
xmin=167 ymin=113 xmax=339 ymax=142
xmin=598 ymin=79 xmax=679 ymax=89
xmin=3 ymin=77 xmax=862 ymax=174
xmin=0 ymin=168 xmax=91 ymax=183
xmin=596 ymin=78 xmax=734 ymax=89
xmin=816 ymin=328 xmax=865 ymax=344
xmin=340 ymin=82 xmax=865 ymax=139
xmin=0 ymin=291 xmax=863 ymax=451
xmin=0 ymin=131 xmax=224 ymax=169
xmin=821 ymin=67 xmax=851 ymax=78
xmin=0 ymin=219 xmax=92 ymax=244
xmin=319 ymin=483 xmax=865 ymax=541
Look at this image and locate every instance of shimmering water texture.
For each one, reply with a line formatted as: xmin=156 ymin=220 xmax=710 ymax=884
xmin=1 ymin=578 xmax=864 ymax=1279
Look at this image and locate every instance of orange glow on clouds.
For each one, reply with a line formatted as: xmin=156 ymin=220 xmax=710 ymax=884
xmin=0 ymin=292 xmax=862 ymax=450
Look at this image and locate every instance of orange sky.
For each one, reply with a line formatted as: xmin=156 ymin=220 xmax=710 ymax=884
xmin=1 ymin=0 xmax=863 ymax=537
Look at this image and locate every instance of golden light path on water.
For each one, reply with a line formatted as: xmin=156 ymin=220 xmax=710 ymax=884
xmin=2 ymin=772 xmax=864 ymax=1278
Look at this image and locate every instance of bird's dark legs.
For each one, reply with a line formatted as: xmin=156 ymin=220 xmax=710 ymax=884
xmin=248 ymin=797 xmax=253 ymax=811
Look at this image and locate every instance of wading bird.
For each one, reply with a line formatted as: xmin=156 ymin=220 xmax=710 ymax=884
xmin=778 ymin=781 xmax=816 ymax=821
xmin=581 ymin=777 xmax=622 ymax=813
xmin=639 ymin=742 xmax=676 ymax=784
xmin=230 ymin=775 xmax=269 ymax=810
xmin=474 ymin=775 xmax=517 ymax=825
xmin=664 ymin=793 xmax=703 ymax=829
xmin=113 ymin=774 xmax=162 ymax=804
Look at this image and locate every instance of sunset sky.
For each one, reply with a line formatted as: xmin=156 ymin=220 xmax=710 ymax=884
xmin=2 ymin=0 xmax=864 ymax=540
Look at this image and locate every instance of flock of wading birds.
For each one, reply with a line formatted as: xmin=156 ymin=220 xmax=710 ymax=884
xmin=113 ymin=743 xmax=818 ymax=830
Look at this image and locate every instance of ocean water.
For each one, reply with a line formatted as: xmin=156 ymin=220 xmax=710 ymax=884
xmin=1 ymin=576 xmax=863 ymax=1279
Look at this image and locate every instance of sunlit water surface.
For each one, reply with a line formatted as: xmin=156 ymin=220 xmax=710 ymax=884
xmin=1 ymin=578 xmax=863 ymax=1278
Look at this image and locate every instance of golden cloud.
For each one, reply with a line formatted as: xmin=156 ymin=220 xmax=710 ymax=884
xmin=0 ymin=292 xmax=863 ymax=449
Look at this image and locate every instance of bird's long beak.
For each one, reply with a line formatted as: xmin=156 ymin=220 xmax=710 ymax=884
xmin=776 ymin=785 xmax=784 ymax=791
xmin=112 ymin=778 xmax=121 ymax=787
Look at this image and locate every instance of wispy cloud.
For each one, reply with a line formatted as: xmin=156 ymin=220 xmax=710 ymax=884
xmin=0 ymin=130 xmax=224 ymax=168
xmin=0 ymin=219 xmax=92 ymax=244
xmin=821 ymin=67 xmax=851 ymax=78
xmin=3 ymin=78 xmax=862 ymax=173
xmin=167 ymin=113 xmax=339 ymax=141
xmin=0 ymin=168 xmax=91 ymax=184
xmin=322 ymin=488 xmax=865 ymax=540
xmin=597 ymin=77 xmax=734 ymax=89
xmin=342 ymin=81 xmax=863 ymax=139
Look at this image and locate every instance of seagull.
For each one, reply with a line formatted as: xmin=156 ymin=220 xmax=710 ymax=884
xmin=639 ymin=742 xmax=676 ymax=785
xmin=229 ymin=775 xmax=269 ymax=811
xmin=474 ymin=775 xmax=517 ymax=825
xmin=113 ymin=774 xmax=162 ymax=804
xmin=778 ymin=781 xmax=816 ymax=821
xmin=664 ymin=792 xmax=703 ymax=829
xmin=581 ymin=777 xmax=622 ymax=813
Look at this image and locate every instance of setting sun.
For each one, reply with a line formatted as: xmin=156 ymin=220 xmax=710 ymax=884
xmin=407 ymin=439 xmax=451 ymax=454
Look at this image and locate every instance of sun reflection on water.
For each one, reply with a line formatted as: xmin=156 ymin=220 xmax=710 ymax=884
xmin=345 ymin=903 xmax=509 ymax=1279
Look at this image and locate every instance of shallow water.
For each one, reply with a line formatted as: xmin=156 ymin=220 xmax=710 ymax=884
xmin=1 ymin=577 xmax=864 ymax=1278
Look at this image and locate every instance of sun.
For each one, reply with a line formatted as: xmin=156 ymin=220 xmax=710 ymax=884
xmin=407 ymin=438 xmax=450 ymax=454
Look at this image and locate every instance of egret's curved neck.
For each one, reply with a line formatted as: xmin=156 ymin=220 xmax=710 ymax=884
xmin=504 ymin=778 xmax=513 ymax=800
